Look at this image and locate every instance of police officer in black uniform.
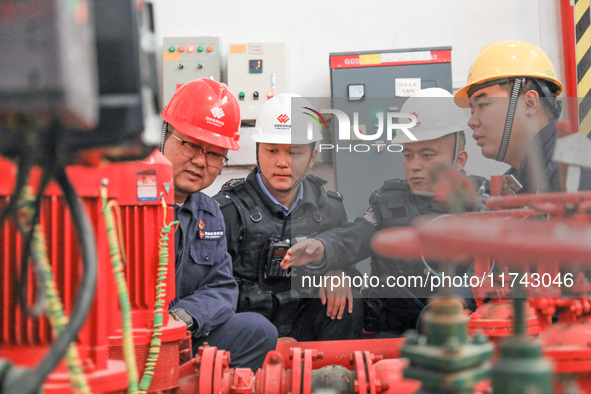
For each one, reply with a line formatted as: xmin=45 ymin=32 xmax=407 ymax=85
xmin=214 ymin=93 xmax=363 ymax=342
xmin=282 ymin=88 xmax=476 ymax=337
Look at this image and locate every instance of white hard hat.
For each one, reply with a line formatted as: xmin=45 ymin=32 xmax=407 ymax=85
xmin=391 ymin=87 xmax=469 ymax=144
xmin=252 ymin=93 xmax=323 ymax=144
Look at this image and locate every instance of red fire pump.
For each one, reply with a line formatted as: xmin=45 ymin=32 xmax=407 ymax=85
xmin=1 ymin=155 xmax=128 ymax=393
xmin=0 ymin=150 xmax=187 ymax=393
xmin=103 ymin=153 xmax=188 ymax=392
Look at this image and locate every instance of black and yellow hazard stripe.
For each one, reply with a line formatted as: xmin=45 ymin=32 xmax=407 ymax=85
xmin=575 ymin=0 xmax=591 ymax=136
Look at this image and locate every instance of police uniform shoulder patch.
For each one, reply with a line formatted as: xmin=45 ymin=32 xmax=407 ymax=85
xmin=382 ymin=178 xmax=410 ymax=191
xmin=214 ymin=194 xmax=234 ymax=209
xmin=220 ymin=178 xmax=245 ymax=191
xmin=307 ymin=174 xmax=328 ymax=186
xmin=362 ymin=206 xmax=378 ymax=225
xmin=326 ymin=189 xmax=343 ymax=200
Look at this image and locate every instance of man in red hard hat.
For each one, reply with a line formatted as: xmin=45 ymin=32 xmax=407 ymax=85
xmin=161 ymin=78 xmax=277 ymax=370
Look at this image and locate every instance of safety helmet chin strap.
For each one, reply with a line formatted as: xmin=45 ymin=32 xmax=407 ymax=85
xmin=256 ymin=143 xmax=315 ymax=193
xmin=160 ymin=121 xmax=168 ymax=154
xmin=496 ymin=77 xmax=524 ymax=162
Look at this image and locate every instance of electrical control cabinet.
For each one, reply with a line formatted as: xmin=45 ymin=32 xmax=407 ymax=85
xmin=329 ymin=47 xmax=453 ymax=219
xmin=226 ymin=42 xmax=285 ymax=122
xmin=162 ymin=36 xmax=221 ymax=107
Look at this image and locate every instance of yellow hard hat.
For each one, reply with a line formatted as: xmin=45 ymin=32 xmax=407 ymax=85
xmin=454 ymin=40 xmax=563 ymax=108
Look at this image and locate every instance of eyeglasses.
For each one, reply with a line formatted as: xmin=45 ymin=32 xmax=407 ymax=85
xmin=168 ymin=132 xmax=228 ymax=168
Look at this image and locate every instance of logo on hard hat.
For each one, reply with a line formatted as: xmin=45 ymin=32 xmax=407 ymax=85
xmin=409 ymin=112 xmax=421 ymax=127
xmin=210 ymin=107 xmax=225 ymax=119
xmin=206 ymin=107 xmax=226 ymax=127
xmin=277 ymin=114 xmax=290 ymax=123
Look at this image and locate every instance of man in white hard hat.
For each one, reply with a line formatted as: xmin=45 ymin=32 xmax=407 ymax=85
xmin=282 ymin=88 xmax=474 ymax=337
xmin=214 ymin=93 xmax=363 ymax=342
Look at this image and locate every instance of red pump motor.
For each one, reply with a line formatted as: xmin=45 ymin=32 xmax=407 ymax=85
xmin=0 ymin=150 xmax=186 ymax=393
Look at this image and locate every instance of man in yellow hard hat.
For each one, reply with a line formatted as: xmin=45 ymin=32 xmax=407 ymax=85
xmin=455 ymin=40 xmax=591 ymax=193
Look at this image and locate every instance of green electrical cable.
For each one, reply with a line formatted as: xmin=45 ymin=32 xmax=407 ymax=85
xmin=138 ymin=200 xmax=178 ymax=392
xmin=18 ymin=187 xmax=91 ymax=394
xmin=100 ymin=185 xmax=139 ymax=394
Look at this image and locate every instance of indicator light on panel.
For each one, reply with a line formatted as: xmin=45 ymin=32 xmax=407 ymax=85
xmin=267 ymin=91 xmax=274 ymax=99
xmin=178 ymin=46 xmax=185 ymax=52
xmin=168 ymin=46 xmax=175 ymax=52
xmin=207 ymin=46 xmax=213 ymax=52
xmin=198 ymin=46 xmax=204 ymax=52
xmin=238 ymin=92 xmax=245 ymax=101
xmin=187 ymin=45 xmax=195 ymax=53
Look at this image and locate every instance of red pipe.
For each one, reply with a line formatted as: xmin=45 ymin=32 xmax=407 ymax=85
xmin=275 ymin=338 xmax=405 ymax=369
xmin=485 ymin=190 xmax=591 ymax=211
xmin=178 ymin=345 xmax=420 ymax=393
xmin=560 ymin=0 xmax=579 ymax=132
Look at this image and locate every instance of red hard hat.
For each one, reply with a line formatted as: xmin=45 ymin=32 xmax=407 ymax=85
xmin=161 ymin=78 xmax=241 ymax=150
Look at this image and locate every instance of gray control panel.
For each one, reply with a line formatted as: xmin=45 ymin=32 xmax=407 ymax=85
xmin=162 ymin=36 xmax=221 ymax=107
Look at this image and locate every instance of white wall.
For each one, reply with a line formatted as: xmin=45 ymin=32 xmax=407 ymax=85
xmin=152 ymin=0 xmax=564 ymax=96
xmin=151 ymin=0 xmax=565 ymax=193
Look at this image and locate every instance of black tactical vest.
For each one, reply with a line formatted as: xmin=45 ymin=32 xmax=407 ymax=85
xmin=363 ymin=180 xmax=444 ymax=333
xmin=365 ymin=179 xmax=483 ymax=334
xmin=370 ymin=179 xmax=446 ymax=283
xmin=218 ymin=175 xmax=345 ymax=336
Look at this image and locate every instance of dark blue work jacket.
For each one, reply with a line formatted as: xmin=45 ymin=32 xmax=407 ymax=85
xmin=169 ymin=192 xmax=238 ymax=338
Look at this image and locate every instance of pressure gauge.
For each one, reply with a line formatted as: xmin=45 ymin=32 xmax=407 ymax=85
xmin=348 ymin=84 xmax=365 ymax=101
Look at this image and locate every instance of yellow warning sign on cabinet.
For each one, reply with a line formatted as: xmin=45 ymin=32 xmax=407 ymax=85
xmin=359 ymin=53 xmax=380 ymax=65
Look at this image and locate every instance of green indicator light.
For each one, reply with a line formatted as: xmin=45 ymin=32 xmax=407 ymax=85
xmin=239 ymin=92 xmax=245 ymax=98
xmin=168 ymin=46 xmax=175 ymax=52
xmin=198 ymin=46 xmax=204 ymax=52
